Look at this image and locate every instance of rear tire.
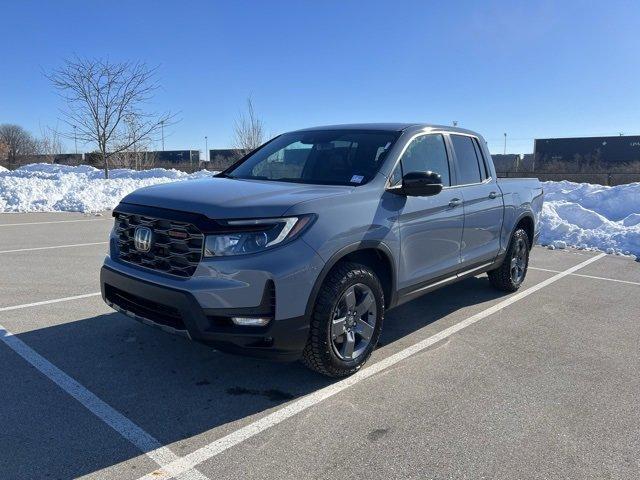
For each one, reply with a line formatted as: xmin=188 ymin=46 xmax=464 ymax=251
xmin=488 ymin=228 xmax=530 ymax=292
xmin=301 ymin=262 xmax=384 ymax=377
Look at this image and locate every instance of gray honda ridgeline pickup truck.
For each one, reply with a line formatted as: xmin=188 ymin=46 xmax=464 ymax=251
xmin=101 ymin=123 xmax=543 ymax=377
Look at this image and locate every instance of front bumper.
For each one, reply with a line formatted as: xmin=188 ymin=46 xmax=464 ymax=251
xmin=101 ymin=265 xmax=310 ymax=360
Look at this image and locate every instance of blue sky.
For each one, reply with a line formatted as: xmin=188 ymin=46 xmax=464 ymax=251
xmin=1 ymin=0 xmax=638 ymax=154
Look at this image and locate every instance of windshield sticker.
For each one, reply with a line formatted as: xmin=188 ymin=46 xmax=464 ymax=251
xmin=350 ymin=175 xmax=364 ymax=184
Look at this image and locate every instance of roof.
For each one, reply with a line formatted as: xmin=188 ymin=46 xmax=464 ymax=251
xmin=291 ymin=123 xmax=481 ymax=136
xmin=293 ymin=123 xmax=417 ymax=132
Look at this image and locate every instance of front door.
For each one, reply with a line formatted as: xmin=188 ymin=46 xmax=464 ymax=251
xmin=392 ymin=133 xmax=464 ymax=291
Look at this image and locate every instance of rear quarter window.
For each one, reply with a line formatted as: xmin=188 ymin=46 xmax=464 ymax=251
xmin=472 ymin=138 xmax=490 ymax=180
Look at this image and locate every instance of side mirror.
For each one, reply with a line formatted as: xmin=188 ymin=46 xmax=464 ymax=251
xmin=401 ymin=171 xmax=443 ymax=196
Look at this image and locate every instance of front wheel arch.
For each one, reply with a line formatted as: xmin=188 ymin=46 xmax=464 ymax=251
xmin=304 ymin=242 xmax=396 ymax=318
xmin=301 ymin=262 xmax=385 ymax=377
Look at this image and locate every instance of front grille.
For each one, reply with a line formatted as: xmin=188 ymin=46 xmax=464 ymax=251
xmin=104 ymin=284 xmax=186 ymax=331
xmin=114 ymin=213 xmax=204 ymax=277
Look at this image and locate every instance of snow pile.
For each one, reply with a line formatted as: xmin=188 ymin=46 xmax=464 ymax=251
xmin=540 ymin=181 xmax=640 ymax=256
xmin=0 ymin=165 xmax=7 ymax=172
xmin=1 ymin=164 xmax=639 ymax=257
xmin=0 ymin=163 xmax=215 ymax=213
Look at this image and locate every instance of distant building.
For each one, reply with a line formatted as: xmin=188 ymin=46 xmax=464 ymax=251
xmin=155 ymin=150 xmax=200 ymax=165
xmin=534 ymin=136 xmax=640 ymax=168
xmin=492 ymin=154 xmax=534 ymax=173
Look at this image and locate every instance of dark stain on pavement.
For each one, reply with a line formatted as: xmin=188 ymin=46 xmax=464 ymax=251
xmin=367 ymin=428 xmax=389 ymax=442
xmin=227 ymin=386 xmax=296 ymax=402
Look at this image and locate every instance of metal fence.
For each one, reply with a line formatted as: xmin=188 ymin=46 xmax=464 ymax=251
xmin=497 ymin=171 xmax=640 ymax=186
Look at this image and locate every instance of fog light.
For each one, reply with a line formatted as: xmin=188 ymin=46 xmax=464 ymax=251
xmin=231 ymin=316 xmax=271 ymax=327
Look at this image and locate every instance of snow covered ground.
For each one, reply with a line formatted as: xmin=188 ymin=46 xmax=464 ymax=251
xmin=0 ymin=163 xmax=214 ymax=213
xmin=1 ymin=164 xmax=639 ymax=257
xmin=539 ymin=181 xmax=639 ymax=257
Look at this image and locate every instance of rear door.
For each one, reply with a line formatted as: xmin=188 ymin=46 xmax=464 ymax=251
xmin=392 ymin=133 xmax=465 ymax=290
xmin=449 ymin=134 xmax=504 ymax=268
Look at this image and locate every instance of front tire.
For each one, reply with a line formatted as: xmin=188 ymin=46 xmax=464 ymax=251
xmin=488 ymin=228 xmax=530 ymax=292
xmin=301 ymin=262 xmax=384 ymax=377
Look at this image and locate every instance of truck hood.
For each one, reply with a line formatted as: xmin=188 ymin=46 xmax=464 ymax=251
xmin=120 ymin=177 xmax=353 ymax=219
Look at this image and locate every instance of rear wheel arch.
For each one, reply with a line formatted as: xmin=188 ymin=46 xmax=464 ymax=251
xmin=514 ymin=214 xmax=535 ymax=249
xmin=488 ymin=227 xmax=530 ymax=292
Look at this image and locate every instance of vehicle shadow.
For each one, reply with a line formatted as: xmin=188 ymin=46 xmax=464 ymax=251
xmin=8 ymin=275 xmax=506 ymax=479
xmin=379 ymin=275 xmax=505 ymax=347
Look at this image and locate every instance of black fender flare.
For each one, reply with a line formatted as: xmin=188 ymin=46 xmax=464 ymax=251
xmin=304 ymin=241 xmax=398 ymax=319
xmin=494 ymin=211 xmax=536 ymax=266
xmin=510 ymin=211 xmax=536 ymax=248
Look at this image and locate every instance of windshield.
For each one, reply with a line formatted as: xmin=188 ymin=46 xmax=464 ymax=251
xmin=224 ymin=130 xmax=399 ymax=186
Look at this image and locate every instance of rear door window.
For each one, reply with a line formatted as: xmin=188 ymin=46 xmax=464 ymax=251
xmin=451 ymin=134 xmax=483 ymax=185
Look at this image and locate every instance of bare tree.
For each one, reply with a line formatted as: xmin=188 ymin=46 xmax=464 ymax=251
xmin=0 ymin=124 xmax=39 ymax=168
xmin=46 ymin=57 xmax=176 ymax=178
xmin=233 ymin=97 xmax=265 ymax=155
xmin=110 ymin=114 xmax=156 ymax=169
xmin=37 ymin=125 xmax=64 ymax=157
xmin=0 ymin=141 xmax=8 ymax=165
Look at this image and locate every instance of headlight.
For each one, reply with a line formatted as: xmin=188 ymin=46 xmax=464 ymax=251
xmin=203 ymin=215 xmax=315 ymax=257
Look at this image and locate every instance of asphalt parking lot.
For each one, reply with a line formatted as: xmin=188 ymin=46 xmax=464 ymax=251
xmin=1 ymin=212 xmax=639 ymax=480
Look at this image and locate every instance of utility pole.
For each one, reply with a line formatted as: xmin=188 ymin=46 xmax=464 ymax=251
xmin=205 ymin=136 xmax=208 ymax=162
xmin=73 ymin=125 xmax=77 ymax=154
xmin=161 ymin=121 xmax=165 ymax=151
xmin=503 ymin=133 xmax=507 ymax=155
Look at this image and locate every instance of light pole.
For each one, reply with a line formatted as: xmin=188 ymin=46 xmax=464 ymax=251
xmin=452 ymin=120 xmax=458 ymax=127
xmin=73 ymin=125 xmax=77 ymax=154
xmin=205 ymin=136 xmax=208 ymax=162
xmin=161 ymin=121 xmax=165 ymax=151
xmin=503 ymin=133 xmax=507 ymax=155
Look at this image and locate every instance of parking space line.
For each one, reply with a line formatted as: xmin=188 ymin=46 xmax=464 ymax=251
xmin=0 ymin=293 xmax=102 ymax=312
xmin=0 ymin=218 xmax=110 ymax=227
xmin=530 ymin=266 xmax=640 ymax=286
xmin=137 ymin=252 xmax=607 ymax=480
xmin=0 ymin=242 xmax=108 ymax=254
xmin=0 ymin=324 xmax=210 ymax=480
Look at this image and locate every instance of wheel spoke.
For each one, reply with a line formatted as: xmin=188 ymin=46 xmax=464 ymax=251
xmin=355 ymin=319 xmax=374 ymax=341
xmin=343 ymin=286 xmax=356 ymax=311
xmin=355 ymin=291 xmax=374 ymax=316
xmin=341 ymin=331 xmax=355 ymax=359
xmin=331 ymin=317 xmax=346 ymax=338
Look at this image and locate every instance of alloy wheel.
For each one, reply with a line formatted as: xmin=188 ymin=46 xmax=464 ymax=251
xmin=330 ymin=283 xmax=377 ymax=361
xmin=510 ymin=238 xmax=527 ymax=284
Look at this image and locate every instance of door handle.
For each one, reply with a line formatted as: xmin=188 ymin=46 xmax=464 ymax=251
xmin=488 ymin=191 xmax=502 ymax=199
xmin=449 ymin=198 xmax=462 ymax=207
